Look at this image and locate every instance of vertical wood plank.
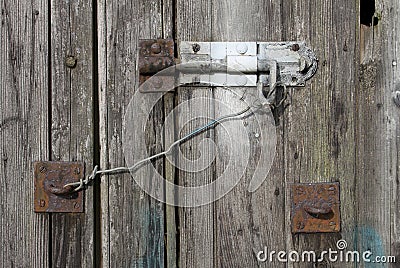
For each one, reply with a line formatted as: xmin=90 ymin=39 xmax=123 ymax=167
xmin=164 ymin=92 xmax=177 ymax=268
xmin=282 ymin=1 xmax=358 ymax=267
xmin=98 ymin=0 xmax=173 ymax=266
xmin=0 ymin=0 xmax=49 ymax=267
xmin=175 ymin=1 xmax=214 ymax=267
xmin=176 ymin=89 xmax=214 ymax=267
xmin=211 ymin=1 xmax=286 ymax=267
xmin=0 ymin=0 xmax=49 ymax=266
xmin=162 ymin=3 xmax=177 ymax=267
xmin=50 ymin=0 xmax=94 ymax=266
xmin=176 ymin=1 xmax=361 ymax=267
xmin=357 ymin=0 xmax=400 ymax=265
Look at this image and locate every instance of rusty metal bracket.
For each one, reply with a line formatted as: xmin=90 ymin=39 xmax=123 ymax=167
xmin=138 ymin=39 xmax=175 ymax=84
xmin=291 ymin=182 xmax=340 ymax=233
xmin=34 ymin=161 xmax=84 ymax=213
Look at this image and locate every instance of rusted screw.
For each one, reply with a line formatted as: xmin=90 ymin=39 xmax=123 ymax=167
xmin=291 ymin=43 xmax=300 ymax=51
xmin=39 ymin=166 xmax=47 ymax=173
xmin=328 ymin=186 xmax=336 ymax=194
xmin=39 ymin=199 xmax=46 ymax=207
xmin=192 ymin=43 xmax=201 ymax=53
xmin=296 ymin=186 xmax=305 ymax=195
xmin=65 ymin=56 xmax=77 ymax=68
xmin=151 ymin=43 xmax=162 ymax=54
xmin=73 ymin=202 xmax=80 ymax=209
xmin=329 ymin=221 xmax=336 ymax=229
xmin=296 ymin=222 xmax=305 ymax=230
xmin=74 ymin=167 xmax=80 ymax=175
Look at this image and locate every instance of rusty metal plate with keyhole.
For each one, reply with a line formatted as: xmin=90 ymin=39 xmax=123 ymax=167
xmin=34 ymin=161 xmax=84 ymax=213
xmin=291 ymin=182 xmax=340 ymax=233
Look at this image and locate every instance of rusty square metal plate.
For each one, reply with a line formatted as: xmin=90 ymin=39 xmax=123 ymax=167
xmin=34 ymin=161 xmax=84 ymax=213
xmin=291 ymin=182 xmax=340 ymax=233
xmin=139 ymin=39 xmax=175 ymax=78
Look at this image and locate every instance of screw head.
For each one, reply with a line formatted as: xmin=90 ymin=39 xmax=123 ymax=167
xmin=236 ymin=43 xmax=248 ymax=54
xmin=74 ymin=167 xmax=80 ymax=175
xmin=192 ymin=43 xmax=201 ymax=53
xmin=65 ymin=56 xmax=77 ymax=68
xmin=295 ymin=186 xmax=305 ymax=195
xmin=73 ymin=202 xmax=80 ymax=209
xmin=39 ymin=166 xmax=47 ymax=173
xmin=39 ymin=199 xmax=46 ymax=207
xmin=291 ymin=43 xmax=300 ymax=51
xmin=151 ymin=43 xmax=162 ymax=54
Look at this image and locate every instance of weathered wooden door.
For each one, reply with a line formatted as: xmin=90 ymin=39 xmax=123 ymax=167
xmin=1 ymin=0 xmax=399 ymax=267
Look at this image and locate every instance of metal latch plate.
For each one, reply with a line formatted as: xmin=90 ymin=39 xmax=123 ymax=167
xmin=138 ymin=39 xmax=175 ymax=84
xmin=137 ymin=39 xmax=318 ymax=91
xmin=34 ymin=161 xmax=84 ymax=213
xmin=179 ymin=41 xmax=318 ymax=88
xmin=291 ymin=182 xmax=340 ymax=233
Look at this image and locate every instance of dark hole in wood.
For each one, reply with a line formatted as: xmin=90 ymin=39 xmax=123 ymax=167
xmin=360 ymin=0 xmax=379 ymax=26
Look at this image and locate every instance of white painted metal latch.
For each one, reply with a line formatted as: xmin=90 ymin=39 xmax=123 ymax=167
xmin=138 ymin=39 xmax=318 ymax=95
xmin=178 ymin=41 xmax=318 ymax=88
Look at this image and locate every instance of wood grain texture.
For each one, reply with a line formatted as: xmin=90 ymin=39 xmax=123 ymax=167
xmin=0 ymin=0 xmax=49 ymax=267
xmin=211 ymin=1 xmax=286 ymax=267
xmin=282 ymin=1 xmax=358 ymax=267
xmin=162 ymin=3 xmax=176 ymax=267
xmin=175 ymin=1 xmax=214 ymax=267
xmin=176 ymin=89 xmax=215 ymax=268
xmin=164 ymin=92 xmax=177 ymax=268
xmin=357 ymin=0 xmax=400 ymax=266
xmin=1 ymin=1 xmax=398 ymax=267
xmin=98 ymin=0 xmax=173 ymax=266
xmin=49 ymin=0 xmax=94 ymax=266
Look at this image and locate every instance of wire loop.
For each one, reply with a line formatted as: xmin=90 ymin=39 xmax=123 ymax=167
xmin=63 ymin=82 xmax=288 ymax=191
